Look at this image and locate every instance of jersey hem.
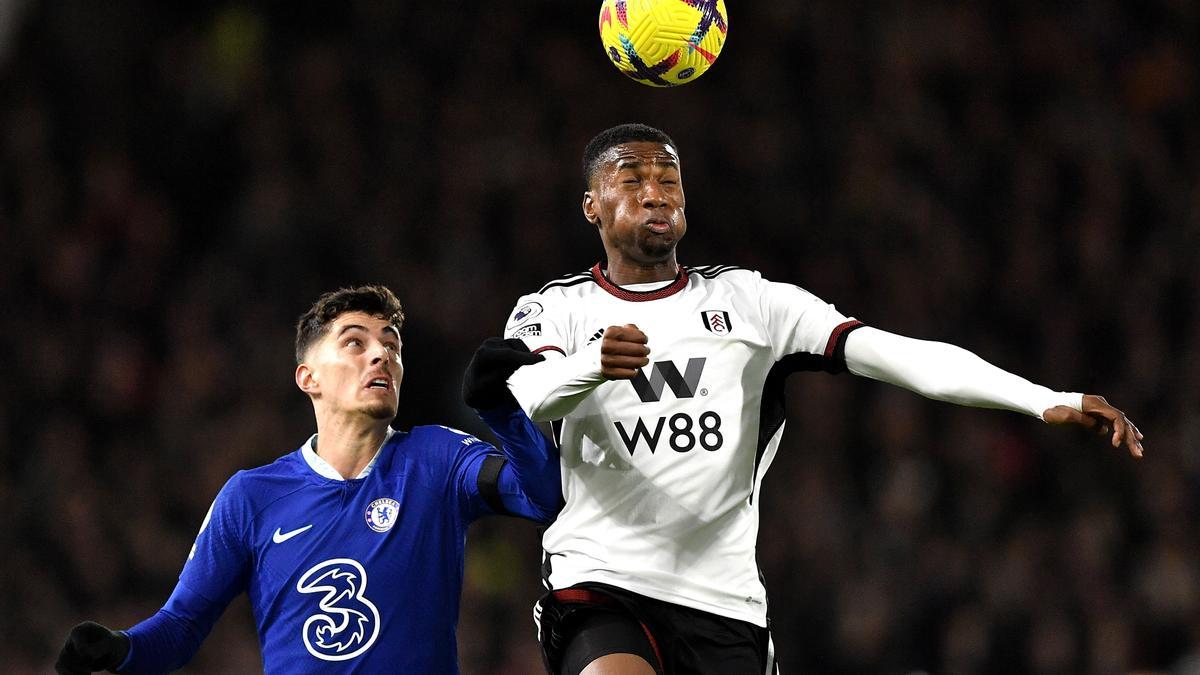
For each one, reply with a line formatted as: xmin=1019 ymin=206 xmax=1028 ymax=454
xmin=549 ymin=571 xmax=768 ymax=628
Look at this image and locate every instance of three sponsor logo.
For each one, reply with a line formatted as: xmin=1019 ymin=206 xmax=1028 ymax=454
xmin=286 ymin=498 xmax=398 ymax=662
xmin=296 ymin=558 xmax=380 ymax=661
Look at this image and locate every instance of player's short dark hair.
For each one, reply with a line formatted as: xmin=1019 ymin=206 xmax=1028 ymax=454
xmin=295 ymin=285 xmax=405 ymax=364
xmin=582 ymin=123 xmax=677 ymax=190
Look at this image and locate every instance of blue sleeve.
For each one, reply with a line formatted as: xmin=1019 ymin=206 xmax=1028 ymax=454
xmin=118 ymin=475 xmax=251 ymax=673
xmin=474 ymin=403 xmax=562 ymax=523
xmin=116 ymin=584 xmax=223 ymax=674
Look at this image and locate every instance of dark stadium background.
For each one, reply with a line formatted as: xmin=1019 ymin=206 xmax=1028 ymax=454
xmin=2 ymin=2 xmax=1197 ymax=673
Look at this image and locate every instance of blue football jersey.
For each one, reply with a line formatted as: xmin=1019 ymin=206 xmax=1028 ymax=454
xmin=120 ymin=419 xmax=557 ymax=674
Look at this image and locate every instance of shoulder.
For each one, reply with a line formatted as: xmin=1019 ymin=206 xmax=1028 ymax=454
xmin=233 ymin=450 xmax=308 ymax=483
xmin=535 ymin=267 xmax=596 ymax=295
xmin=506 ymin=267 xmax=598 ymax=330
xmin=395 ymin=425 xmax=493 ymax=487
xmin=687 ymin=264 xmax=751 ymax=279
xmin=688 ymin=265 xmax=825 ymax=297
xmin=216 ymin=452 xmax=309 ymax=509
xmin=402 ymin=425 xmax=489 ymax=456
xmin=518 ymin=267 xmax=602 ymax=306
xmin=686 ymin=264 xmax=762 ymax=289
xmin=407 ymin=424 xmax=483 ymax=443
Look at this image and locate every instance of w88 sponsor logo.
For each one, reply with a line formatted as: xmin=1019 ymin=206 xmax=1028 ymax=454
xmin=617 ymin=357 xmax=724 ymax=455
xmin=614 ymin=411 xmax=724 ymax=455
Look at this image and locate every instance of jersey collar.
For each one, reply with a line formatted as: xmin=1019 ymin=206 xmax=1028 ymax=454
xmin=591 ymin=262 xmax=689 ymax=302
xmin=301 ymin=427 xmax=395 ymax=480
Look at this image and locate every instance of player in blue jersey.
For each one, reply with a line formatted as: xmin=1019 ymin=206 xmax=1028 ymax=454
xmin=56 ymin=285 xmax=561 ymax=674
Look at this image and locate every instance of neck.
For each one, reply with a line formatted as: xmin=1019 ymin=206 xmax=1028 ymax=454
xmin=604 ymin=256 xmax=679 ymax=286
xmin=312 ymin=409 xmax=392 ymax=479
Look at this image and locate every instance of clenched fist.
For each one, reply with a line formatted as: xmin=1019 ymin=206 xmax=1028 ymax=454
xmin=600 ymin=324 xmax=650 ymax=380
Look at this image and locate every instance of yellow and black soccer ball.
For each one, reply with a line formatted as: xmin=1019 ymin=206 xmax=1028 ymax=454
xmin=598 ymin=0 xmax=729 ymax=87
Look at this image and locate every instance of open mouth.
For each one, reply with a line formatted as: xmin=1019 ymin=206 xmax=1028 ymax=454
xmin=365 ymin=376 xmax=392 ymax=391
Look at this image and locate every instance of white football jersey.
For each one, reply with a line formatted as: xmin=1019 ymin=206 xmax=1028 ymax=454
xmin=504 ymin=263 xmax=863 ymax=627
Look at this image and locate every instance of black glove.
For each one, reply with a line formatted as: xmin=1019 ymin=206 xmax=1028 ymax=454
xmin=56 ymin=621 xmax=130 ymax=675
xmin=462 ymin=337 xmax=545 ymax=410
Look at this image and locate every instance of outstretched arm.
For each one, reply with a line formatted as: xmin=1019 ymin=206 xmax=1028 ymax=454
xmin=57 ymin=606 xmax=212 ymax=675
xmin=56 ymin=581 xmax=226 ymax=675
xmin=118 ymin=581 xmax=232 ymax=674
xmin=843 ymin=326 xmax=1144 ymax=457
xmin=56 ymin=535 xmax=242 ymax=674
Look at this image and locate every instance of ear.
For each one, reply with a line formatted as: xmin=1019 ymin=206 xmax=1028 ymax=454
xmin=296 ymin=363 xmax=319 ymax=396
xmin=582 ymin=191 xmax=600 ymax=227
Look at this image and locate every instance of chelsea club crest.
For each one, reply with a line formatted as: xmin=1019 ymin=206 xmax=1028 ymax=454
xmin=365 ymin=498 xmax=400 ymax=533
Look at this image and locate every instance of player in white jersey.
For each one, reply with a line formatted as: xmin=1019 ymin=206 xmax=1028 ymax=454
xmin=483 ymin=123 xmax=1144 ymax=675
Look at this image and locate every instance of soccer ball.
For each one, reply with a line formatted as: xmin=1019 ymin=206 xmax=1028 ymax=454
xmin=598 ymin=0 xmax=728 ymax=87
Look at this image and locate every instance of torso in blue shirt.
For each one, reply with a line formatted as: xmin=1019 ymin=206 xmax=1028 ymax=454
xmin=173 ymin=425 xmax=503 ymax=674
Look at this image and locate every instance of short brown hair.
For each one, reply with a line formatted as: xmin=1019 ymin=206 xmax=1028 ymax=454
xmin=295 ymin=285 xmax=406 ymax=363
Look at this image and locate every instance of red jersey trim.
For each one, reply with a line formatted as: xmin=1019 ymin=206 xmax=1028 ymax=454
xmin=532 ymin=345 xmax=566 ymax=357
xmin=824 ymin=319 xmax=865 ymax=359
xmin=591 ymin=262 xmax=689 ymax=302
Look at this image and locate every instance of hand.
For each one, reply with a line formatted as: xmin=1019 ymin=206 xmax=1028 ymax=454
xmin=462 ymin=337 xmax=546 ymax=410
xmin=1043 ymin=394 xmax=1145 ymax=458
xmin=56 ymin=621 xmax=130 ymax=674
xmin=600 ymin=324 xmax=650 ymax=380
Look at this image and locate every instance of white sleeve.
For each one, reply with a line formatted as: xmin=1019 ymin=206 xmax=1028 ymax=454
xmin=507 ymin=343 xmax=606 ymax=422
xmin=843 ymin=326 xmax=1083 ymax=420
xmin=502 ymin=292 xmax=605 ymax=422
xmin=502 ymin=293 xmax=566 ymax=354
xmin=758 ymin=276 xmax=857 ymax=360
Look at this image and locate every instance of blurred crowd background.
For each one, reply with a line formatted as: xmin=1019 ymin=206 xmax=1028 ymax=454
xmin=1 ymin=1 xmax=1197 ymax=673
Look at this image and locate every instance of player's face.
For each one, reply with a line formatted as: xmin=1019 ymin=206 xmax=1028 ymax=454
xmin=584 ymin=141 xmax=687 ymax=265
xmin=299 ymin=312 xmax=403 ymax=420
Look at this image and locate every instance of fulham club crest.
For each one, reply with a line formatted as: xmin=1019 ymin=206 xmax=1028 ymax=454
xmin=701 ymin=310 xmax=732 ymax=335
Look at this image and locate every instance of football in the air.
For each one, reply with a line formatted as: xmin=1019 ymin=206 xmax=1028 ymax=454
xmin=598 ymin=0 xmax=728 ymax=87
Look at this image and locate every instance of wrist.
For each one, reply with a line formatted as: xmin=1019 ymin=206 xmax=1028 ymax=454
xmin=110 ymin=630 xmax=131 ymax=671
xmin=474 ymin=400 xmax=523 ymax=419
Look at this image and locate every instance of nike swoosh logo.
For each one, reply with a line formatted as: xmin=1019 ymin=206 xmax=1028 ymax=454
xmin=272 ymin=524 xmax=313 ymax=544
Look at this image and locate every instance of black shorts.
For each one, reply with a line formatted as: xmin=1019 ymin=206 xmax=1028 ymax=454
xmin=534 ymin=582 xmax=779 ymax=675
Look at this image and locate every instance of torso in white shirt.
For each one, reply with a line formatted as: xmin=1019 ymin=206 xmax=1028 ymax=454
xmin=504 ymin=263 xmax=861 ymax=626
